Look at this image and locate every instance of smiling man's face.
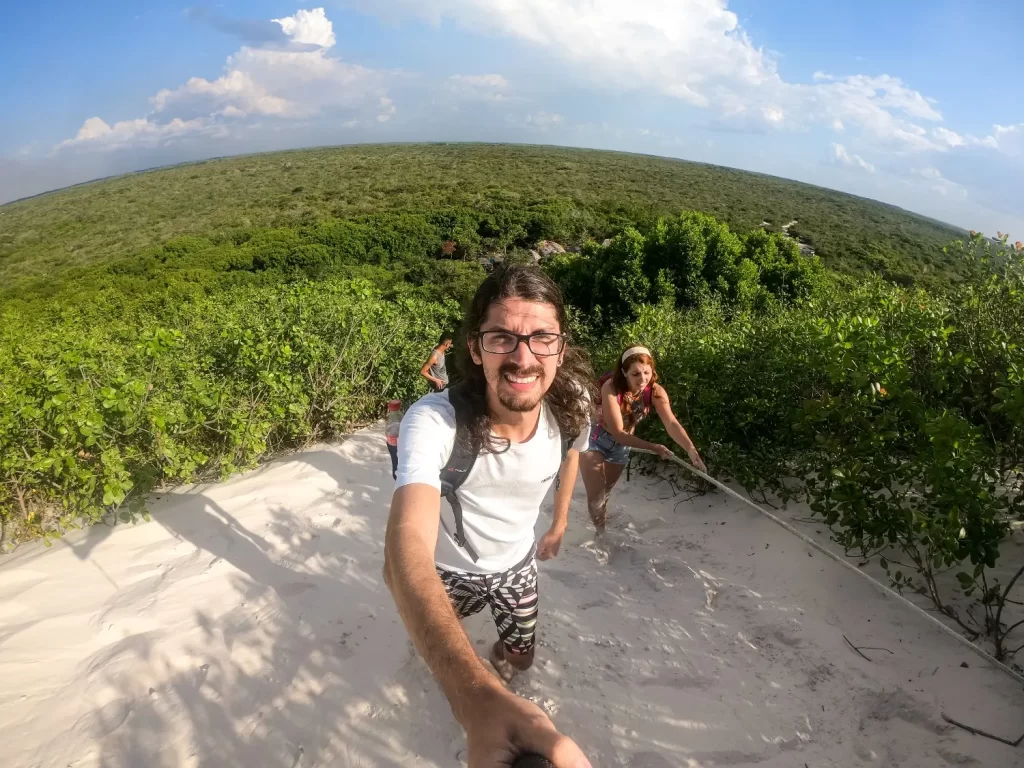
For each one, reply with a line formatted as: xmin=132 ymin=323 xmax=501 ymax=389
xmin=470 ymin=297 xmax=563 ymax=414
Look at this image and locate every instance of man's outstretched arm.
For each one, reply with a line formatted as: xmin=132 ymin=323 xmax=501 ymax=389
xmin=383 ymin=484 xmax=497 ymax=720
xmin=383 ymin=484 xmax=591 ymax=768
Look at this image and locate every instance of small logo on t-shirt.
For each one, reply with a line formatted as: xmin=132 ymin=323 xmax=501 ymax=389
xmin=541 ymin=471 xmax=557 ymax=482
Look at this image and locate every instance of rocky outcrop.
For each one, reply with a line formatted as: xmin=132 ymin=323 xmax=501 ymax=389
xmin=476 ymin=252 xmax=506 ymax=271
xmin=537 ymin=240 xmax=567 ymax=258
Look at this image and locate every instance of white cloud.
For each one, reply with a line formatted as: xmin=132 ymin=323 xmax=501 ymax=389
xmin=449 ymin=73 xmax=509 ymax=89
xmin=377 ymin=96 xmax=397 ymax=122
xmin=57 ymin=116 xmax=226 ymax=151
xmin=357 ymin=0 xmax=955 ymax=150
xmin=913 ymin=166 xmax=966 ymax=197
xmin=152 ymin=70 xmax=296 ymax=117
xmin=992 ymin=123 xmax=1023 ymax=155
xmin=832 ymin=143 xmax=875 ymax=174
xmin=446 ymin=73 xmax=512 ymax=102
xmin=934 ymin=127 xmax=965 ymax=148
xmin=801 ymin=73 xmax=945 ymax=150
xmin=932 ymin=125 xmax=1004 ymax=151
xmin=271 ymin=7 xmax=336 ymax=48
xmin=57 ymin=8 xmax=389 ymax=151
xmin=526 ymin=112 xmax=564 ymax=129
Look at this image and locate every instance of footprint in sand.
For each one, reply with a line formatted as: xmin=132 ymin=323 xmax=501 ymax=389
xmin=547 ymin=569 xmax=587 ymax=589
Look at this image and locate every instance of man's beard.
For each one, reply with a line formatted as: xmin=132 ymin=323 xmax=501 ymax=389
xmin=495 ymin=363 xmax=548 ymax=413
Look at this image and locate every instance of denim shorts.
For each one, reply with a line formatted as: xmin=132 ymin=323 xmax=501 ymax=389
xmin=587 ymin=424 xmax=630 ymax=465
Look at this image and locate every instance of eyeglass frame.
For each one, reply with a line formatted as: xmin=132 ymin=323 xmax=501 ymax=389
xmin=474 ymin=330 xmax=568 ymax=357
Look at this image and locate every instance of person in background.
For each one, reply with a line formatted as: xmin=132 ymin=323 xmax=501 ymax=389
xmin=580 ymin=345 xmax=706 ymax=533
xmin=421 ymin=333 xmax=454 ymax=391
xmin=385 ymin=399 xmax=404 ymax=479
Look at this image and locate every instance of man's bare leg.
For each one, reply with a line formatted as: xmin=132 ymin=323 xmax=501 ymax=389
xmin=489 ymin=641 xmax=535 ymax=683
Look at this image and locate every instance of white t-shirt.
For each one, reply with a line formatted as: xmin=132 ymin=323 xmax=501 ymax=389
xmin=395 ymin=390 xmax=590 ymax=574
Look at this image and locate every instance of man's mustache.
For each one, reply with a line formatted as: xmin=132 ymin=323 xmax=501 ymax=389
xmin=498 ymin=363 xmax=545 ymax=379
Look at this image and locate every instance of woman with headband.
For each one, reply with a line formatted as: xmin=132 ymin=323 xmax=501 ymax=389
xmin=581 ymin=345 xmax=706 ymax=533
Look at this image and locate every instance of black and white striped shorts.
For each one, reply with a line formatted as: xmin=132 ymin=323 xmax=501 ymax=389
xmin=436 ymin=552 xmax=539 ymax=655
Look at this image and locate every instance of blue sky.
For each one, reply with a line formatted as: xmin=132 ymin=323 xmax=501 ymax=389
xmin=2 ymin=1 xmax=1022 ymax=237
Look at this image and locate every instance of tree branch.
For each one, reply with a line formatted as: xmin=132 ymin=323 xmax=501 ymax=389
xmin=942 ymin=714 xmax=1024 ymax=748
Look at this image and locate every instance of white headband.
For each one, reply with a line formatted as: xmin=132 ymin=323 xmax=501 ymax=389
xmin=620 ymin=345 xmax=652 ymax=365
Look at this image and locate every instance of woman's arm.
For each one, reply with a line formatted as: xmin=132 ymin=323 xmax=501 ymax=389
xmin=651 ymin=384 xmax=706 ymax=470
xmin=601 ymin=380 xmax=669 ymax=455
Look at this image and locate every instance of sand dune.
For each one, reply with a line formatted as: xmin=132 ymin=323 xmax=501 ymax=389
xmin=1 ymin=424 xmax=1022 ymax=767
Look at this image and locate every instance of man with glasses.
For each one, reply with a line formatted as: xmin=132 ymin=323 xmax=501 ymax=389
xmin=384 ymin=266 xmax=593 ymax=768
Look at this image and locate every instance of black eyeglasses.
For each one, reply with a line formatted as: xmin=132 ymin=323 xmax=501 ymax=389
xmin=477 ymin=331 xmax=567 ymax=356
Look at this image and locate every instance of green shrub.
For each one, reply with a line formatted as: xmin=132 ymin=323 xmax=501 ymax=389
xmin=0 ymin=278 xmax=458 ymax=547
xmin=548 ymin=211 xmax=823 ymax=327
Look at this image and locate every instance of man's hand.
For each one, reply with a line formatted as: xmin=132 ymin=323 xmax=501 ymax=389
xmin=464 ymin=687 xmax=591 ymax=768
xmin=536 ymin=527 xmax=564 ymax=560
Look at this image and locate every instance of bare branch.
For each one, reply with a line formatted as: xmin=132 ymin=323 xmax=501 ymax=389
xmin=941 ymin=714 xmax=1024 ymax=747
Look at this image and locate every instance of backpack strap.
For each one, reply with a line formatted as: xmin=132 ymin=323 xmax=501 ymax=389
xmin=439 ymin=386 xmax=480 ymax=562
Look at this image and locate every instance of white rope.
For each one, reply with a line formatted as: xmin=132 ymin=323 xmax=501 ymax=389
xmin=632 ymin=448 xmax=1024 ymax=686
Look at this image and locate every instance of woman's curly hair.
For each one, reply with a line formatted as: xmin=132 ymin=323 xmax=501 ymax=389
xmin=452 ymin=265 xmax=595 ymax=454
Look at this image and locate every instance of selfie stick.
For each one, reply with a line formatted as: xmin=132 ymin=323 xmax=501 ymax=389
xmin=511 ymin=756 xmax=555 ymax=768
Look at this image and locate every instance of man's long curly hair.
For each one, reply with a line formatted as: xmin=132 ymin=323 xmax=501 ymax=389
xmin=453 ymin=265 xmax=595 ymax=455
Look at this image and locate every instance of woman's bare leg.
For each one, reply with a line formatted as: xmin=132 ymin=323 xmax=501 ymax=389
xmin=601 ymin=461 xmax=626 ymax=527
xmin=580 ymin=451 xmax=609 ymax=532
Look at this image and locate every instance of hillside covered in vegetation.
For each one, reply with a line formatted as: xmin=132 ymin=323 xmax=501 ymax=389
xmin=0 ymin=144 xmax=966 ymax=300
xmin=1 ymin=143 xmax=1021 ymax=664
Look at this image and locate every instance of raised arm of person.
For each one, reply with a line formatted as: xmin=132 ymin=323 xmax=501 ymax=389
xmin=651 ymin=384 xmax=706 ymax=472
xmin=600 ymin=379 xmax=673 ymax=458
xmin=420 ymin=349 xmax=443 ymax=389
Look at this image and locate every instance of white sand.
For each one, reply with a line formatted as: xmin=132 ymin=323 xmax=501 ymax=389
xmin=2 ymin=424 xmax=1022 ymax=768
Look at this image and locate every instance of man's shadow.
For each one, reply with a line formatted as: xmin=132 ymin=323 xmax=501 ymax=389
xmin=82 ymin=435 xmax=459 ymax=768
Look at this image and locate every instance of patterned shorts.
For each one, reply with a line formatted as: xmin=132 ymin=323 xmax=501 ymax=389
xmin=436 ymin=552 xmax=539 ymax=655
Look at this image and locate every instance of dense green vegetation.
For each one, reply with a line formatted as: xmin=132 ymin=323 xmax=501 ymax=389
xmin=1 ymin=277 xmax=457 ymax=542
xmin=1 ymin=144 xmax=966 ymax=300
xmin=1 ymin=144 xmax=1020 ymax=661
xmin=549 ymin=211 xmax=824 ymax=325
